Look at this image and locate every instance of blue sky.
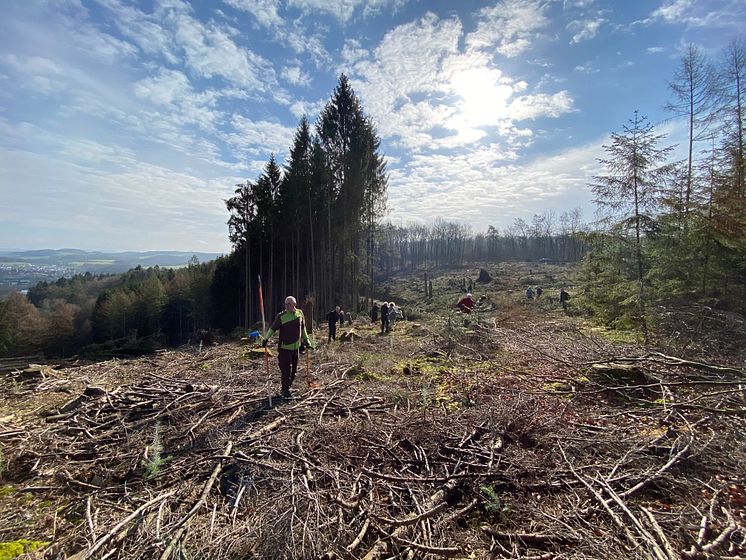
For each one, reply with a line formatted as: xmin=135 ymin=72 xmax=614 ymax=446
xmin=0 ymin=0 xmax=743 ymax=252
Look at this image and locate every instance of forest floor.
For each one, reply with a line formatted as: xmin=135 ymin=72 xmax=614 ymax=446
xmin=1 ymin=262 xmax=745 ymax=559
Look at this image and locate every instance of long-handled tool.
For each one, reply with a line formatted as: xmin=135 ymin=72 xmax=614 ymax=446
xmin=259 ymin=275 xmax=271 ymax=406
xmin=305 ymin=346 xmax=320 ymax=389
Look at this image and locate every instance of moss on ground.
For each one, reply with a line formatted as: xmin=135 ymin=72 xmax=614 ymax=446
xmin=0 ymin=539 xmax=49 ymax=560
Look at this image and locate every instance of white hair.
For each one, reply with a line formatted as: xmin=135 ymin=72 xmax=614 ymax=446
xmin=466 ymin=293 xmax=472 ymax=298
xmin=285 ymin=296 xmax=297 ymax=305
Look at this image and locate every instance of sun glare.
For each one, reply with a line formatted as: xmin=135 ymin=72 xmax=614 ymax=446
xmin=450 ymin=68 xmax=513 ymax=126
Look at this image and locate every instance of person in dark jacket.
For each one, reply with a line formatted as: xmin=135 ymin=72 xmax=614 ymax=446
xmin=338 ymin=308 xmax=345 ymax=326
xmin=559 ymin=288 xmax=570 ymax=311
xmin=262 ymin=296 xmax=313 ymax=398
xmin=370 ymin=303 xmax=379 ymax=323
xmin=326 ymin=306 xmax=340 ymax=342
xmin=380 ymin=301 xmax=389 ymax=334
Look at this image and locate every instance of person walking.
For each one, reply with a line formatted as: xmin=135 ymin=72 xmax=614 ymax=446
xmin=380 ymin=301 xmax=389 ymax=334
xmin=326 ymin=306 xmax=340 ymax=343
xmin=559 ymin=288 xmax=570 ymax=311
xmin=338 ymin=308 xmax=345 ymax=326
xmin=387 ymin=302 xmax=399 ymax=331
xmin=263 ymin=296 xmax=313 ymax=398
xmin=526 ymin=286 xmax=534 ymax=299
xmin=370 ymin=302 xmax=379 ymax=323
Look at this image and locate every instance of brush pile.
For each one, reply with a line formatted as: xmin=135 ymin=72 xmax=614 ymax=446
xmin=1 ymin=316 xmax=745 ymax=559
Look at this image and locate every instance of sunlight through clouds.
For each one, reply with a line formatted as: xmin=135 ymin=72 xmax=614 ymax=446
xmin=450 ymin=67 xmax=514 ymax=127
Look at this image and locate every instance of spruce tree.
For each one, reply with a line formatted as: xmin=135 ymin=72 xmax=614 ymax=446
xmin=590 ymin=111 xmax=675 ymax=341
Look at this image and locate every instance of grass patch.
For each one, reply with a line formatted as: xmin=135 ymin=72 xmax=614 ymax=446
xmin=0 ymin=539 xmax=50 ymax=560
xmin=580 ymin=324 xmax=639 ymax=344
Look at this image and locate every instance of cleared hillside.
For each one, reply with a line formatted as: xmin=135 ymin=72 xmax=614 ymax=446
xmin=1 ymin=263 xmax=744 ymax=559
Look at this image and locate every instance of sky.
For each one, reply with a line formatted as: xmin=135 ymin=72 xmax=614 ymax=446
xmin=0 ymin=0 xmax=743 ymax=253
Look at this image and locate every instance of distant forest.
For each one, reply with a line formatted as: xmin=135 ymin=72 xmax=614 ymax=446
xmin=1 ymin=39 xmax=744 ymax=358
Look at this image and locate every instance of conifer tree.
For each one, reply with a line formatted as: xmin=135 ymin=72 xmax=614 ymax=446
xmin=317 ymin=74 xmax=388 ymax=311
xmin=591 ymin=111 xmax=675 ymax=341
xmin=666 ymin=44 xmax=717 ymax=215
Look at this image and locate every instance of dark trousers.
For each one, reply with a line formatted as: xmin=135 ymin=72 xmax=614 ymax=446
xmin=328 ymin=323 xmax=337 ymax=342
xmin=278 ymin=348 xmax=299 ymax=392
xmin=380 ymin=317 xmax=389 ymax=333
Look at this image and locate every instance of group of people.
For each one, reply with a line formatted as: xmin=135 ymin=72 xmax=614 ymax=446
xmin=261 ymin=295 xmax=410 ymax=397
xmin=262 ymin=285 xmax=572 ymax=398
xmin=526 ymin=286 xmax=543 ymax=299
xmin=526 ymin=286 xmax=570 ymax=309
xmin=370 ymin=301 xmax=401 ymax=334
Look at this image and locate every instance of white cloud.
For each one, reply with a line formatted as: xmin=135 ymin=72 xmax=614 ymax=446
xmin=508 ymin=91 xmax=574 ymax=120
xmin=134 ymin=68 xmax=192 ymax=105
xmin=362 ymin=0 xmax=409 ymax=19
xmin=0 ymin=147 xmax=235 ymax=251
xmin=466 ymin=0 xmax=550 ymax=57
xmin=1 ymin=54 xmax=63 ymax=75
xmin=225 ymin=115 xmax=296 ymax=159
xmin=341 ymin=38 xmax=369 ymax=66
xmin=567 ymin=18 xmax=604 ymax=44
xmin=96 ymin=0 xmax=279 ymax=93
xmin=387 ymin=140 xmax=604 ymax=231
xmin=224 ymin=0 xmax=284 ymax=28
xmin=172 ymin=13 xmax=276 ymax=90
xmin=286 ymin=0 xmax=410 ymax=23
xmin=281 ymin=66 xmax=312 ymax=87
xmin=349 ymin=13 xmax=462 ymax=123
xmin=574 ymin=63 xmax=599 ymax=74
xmin=288 ymin=98 xmax=327 ymax=120
xmin=94 ymin=0 xmax=180 ymax=64
xmin=284 ymin=27 xmax=330 ymax=64
xmin=563 ymin=0 xmax=595 ymax=8
xmin=59 ymin=140 xmax=138 ymax=167
xmin=646 ymin=46 xmax=665 ymax=54
xmin=650 ymin=0 xmax=692 ymax=23
xmin=0 ymin=55 xmax=67 ymax=95
xmin=644 ymin=0 xmax=745 ymax=29
xmin=347 ymin=13 xmax=572 ymax=153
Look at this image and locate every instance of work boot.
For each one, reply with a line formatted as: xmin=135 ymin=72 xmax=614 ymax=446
xmin=281 ymin=388 xmax=292 ymax=398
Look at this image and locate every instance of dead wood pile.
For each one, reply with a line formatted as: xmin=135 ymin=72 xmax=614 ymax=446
xmin=0 ymin=321 xmax=744 ymax=559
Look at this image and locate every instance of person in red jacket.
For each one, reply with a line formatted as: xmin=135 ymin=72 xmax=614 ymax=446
xmin=263 ymin=296 xmax=313 ymax=398
xmin=456 ymin=293 xmax=475 ymax=313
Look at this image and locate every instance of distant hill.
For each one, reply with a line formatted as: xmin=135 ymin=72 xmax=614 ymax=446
xmin=0 ymin=248 xmax=223 ymax=273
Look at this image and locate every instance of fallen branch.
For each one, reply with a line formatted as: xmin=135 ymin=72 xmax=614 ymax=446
xmin=158 ymin=441 xmax=233 ymax=560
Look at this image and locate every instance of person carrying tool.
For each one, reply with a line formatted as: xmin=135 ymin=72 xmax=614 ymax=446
xmin=262 ymin=296 xmax=313 ymax=398
xmin=326 ymin=306 xmax=340 ymax=342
